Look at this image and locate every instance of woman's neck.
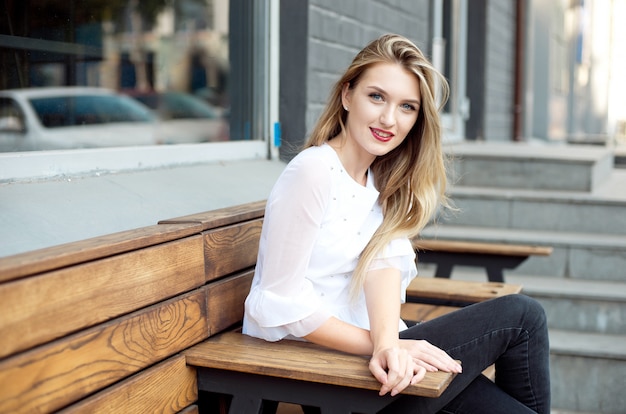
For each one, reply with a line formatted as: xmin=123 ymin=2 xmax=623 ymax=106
xmin=327 ymin=139 xmax=373 ymax=186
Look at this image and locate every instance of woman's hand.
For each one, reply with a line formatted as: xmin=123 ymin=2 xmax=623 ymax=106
xmin=399 ymin=339 xmax=463 ymax=374
xmin=368 ymin=346 xmax=426 ymax=396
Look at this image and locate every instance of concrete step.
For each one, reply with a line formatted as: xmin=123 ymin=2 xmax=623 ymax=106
xmin=521 ymin=278 xmax=626 ymax=335
xmin=426 ymin=269 xmax=626 ymax=335
xmin=444 ymin=142 xmax=614 ymax=192
xmin=439 ymin=172 xmax=626 ymax=235
xmin=549 ymin=330 xmax=626 ymax=414
xmin=420 ymin=225 xmax=626 ymax=282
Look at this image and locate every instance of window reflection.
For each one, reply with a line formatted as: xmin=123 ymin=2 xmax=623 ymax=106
xmin=0 ymin=0 xmax=235 ymax=151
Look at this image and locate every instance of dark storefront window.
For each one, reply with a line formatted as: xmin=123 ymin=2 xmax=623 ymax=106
xmin=0 ymin=0 xmax=269 ymax=152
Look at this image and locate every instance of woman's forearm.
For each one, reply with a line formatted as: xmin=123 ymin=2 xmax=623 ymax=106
xmin=303 ymin=267 xmax=403 ymax=357
xmin=304 ymin=316 xmax=374 ymax=355
xmin=364 ymin=268 xmax=403 ymax=353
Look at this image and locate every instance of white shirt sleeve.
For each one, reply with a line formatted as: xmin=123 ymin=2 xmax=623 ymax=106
xmin=369 ymin=237 xmax=418 ymax=304
xmin=244 ymin=152 xmax=333 ymax=340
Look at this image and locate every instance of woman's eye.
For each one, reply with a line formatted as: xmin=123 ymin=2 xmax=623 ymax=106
xmin=401 ymin=103 xmax=416 ymax=111
xmin=369 ymin=93 xmax=383 ymax=101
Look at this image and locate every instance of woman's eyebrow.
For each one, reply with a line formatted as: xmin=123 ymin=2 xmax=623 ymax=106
xmin=366 ymin=85 xmax=421 ymax=105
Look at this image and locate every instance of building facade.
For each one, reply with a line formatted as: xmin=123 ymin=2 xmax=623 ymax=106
xmin=1 ymin=0 xmax=618 ymax=168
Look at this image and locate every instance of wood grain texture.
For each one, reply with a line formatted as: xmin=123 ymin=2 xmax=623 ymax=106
xmin=203 ymin=219 xmax=262 ymax=281
xmin=401 ymin=303 xmax=460 ymax=323
xmin=412 ymin=238 xmax=553 ymax=257
xmin=0 ymin=223 xmax=203 ymax=283
xmin=159 ymin=200 xmax=266 ymax=231
xmin=206 ymin=271 xmax=253 ymax=335
xmin=0 ymin=235 xmax=205 ymax=358
xmin=0 ymin=290 xmax=207 ymax=414
xmin=185 ymin=332 xmax=455 ymax=398
xmin=58 ymin=355 xmax=197 ymax=414
xmin=406 ymin=277 xmax=522 ymax=303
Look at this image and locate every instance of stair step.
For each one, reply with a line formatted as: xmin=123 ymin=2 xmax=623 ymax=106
xmin=439 ymin=178 xmax=626 ymax=235
xmin=421 ymin=225 xmax=626 ymax=250
xmin=417 ymin=269 xmax=626 ymax=334
xmin=419 ymin=226 xmax=626 ymax=282
xmin=550 ymin=329 xmax=626 ymax=360
xmin=445 ymin=142 xmax=614 ymax=192
xmin=549 ymin=330 xmax=626 ymax=413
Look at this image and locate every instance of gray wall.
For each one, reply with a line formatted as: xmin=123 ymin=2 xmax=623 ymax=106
xmin=483 ymin=0 xmax=517 ymax=141
xmin=280 ymin=0 xmax=431 ymax=161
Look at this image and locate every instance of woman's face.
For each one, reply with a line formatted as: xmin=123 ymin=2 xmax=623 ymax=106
xmin=341 ymin=62 xmax=421 ymax=160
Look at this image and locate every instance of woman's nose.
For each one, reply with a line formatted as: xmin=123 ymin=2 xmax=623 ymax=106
xmin=379 ymin=106 xmax=395 ymax=126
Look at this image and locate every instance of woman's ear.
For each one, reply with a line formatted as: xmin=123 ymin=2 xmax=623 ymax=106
xmin=341 ymin=82 xmax=352 ymax=111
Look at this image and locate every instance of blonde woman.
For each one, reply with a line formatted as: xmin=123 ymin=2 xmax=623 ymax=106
xmin=244 ymin=34 xmax=550 ymax=413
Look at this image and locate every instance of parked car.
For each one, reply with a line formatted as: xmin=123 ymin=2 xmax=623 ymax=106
xmin=124 ymin=90 xmax=229 ymax=143
xmin=0 ymin=87 xmax=159 ymax=152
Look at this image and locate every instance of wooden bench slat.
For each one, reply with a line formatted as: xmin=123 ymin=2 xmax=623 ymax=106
xmin=0 ymin=235 xmax=205 ymax=358
xmin=0 ymin=223 xmax=204 ymax=283
xmin=412 ymin=238 xmax=553 ymax=256
xmin=401 ymin=303 xmax=460 ymax=323
xmin=203 ymin=219 xmax=263 ymax=281
xmin=406 ymin=277 xmax=522 ymax=304
xmin=0 ymin=290 xmax=208 ymax=414
xmin=58 ymin=355 xmax=197 ymax=414
xmin=159 ymin=200 xmax=267 ymax=230
xmin=205 ymin=271 xmax=254 ymax=336
xmin=184 ymin=331 xmax=456 ymax=398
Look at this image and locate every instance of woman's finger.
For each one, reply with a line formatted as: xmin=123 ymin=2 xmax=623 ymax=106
xmin=388 ymin=351 xmax=415 ymax=396
xmin=410 ymin=365 xmax=427 ymax=385
xmin=402 ymin=339 xmax=462 ymax=373
xmin=368 ymin=355 xmax=389 ymax=388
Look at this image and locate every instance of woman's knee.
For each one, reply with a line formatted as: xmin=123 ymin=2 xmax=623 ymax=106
xmin=497 ymin=294 xmax=547 ymax=329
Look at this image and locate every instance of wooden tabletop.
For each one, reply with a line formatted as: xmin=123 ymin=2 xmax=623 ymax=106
xmin=412 ymin=239 xmax=553 ymax=257
xmin=407 ymin=277 xmax=523 ymax=303
xmin=185 ymin=331 xmax=456 ymax=398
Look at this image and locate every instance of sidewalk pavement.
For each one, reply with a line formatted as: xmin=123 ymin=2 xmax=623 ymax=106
xmin=0 ymin=158 xmax=286 ymax=258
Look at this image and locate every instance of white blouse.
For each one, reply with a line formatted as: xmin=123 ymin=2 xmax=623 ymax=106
xmin=243 ymin=143 xmax=417 ymax=342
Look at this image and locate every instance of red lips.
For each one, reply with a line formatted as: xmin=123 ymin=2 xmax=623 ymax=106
xmin=370 ymin=127 xmax=394 ymax=142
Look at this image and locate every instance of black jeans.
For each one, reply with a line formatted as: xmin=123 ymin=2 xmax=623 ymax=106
xmin=381 ymin=294 xmax=551 ymax=414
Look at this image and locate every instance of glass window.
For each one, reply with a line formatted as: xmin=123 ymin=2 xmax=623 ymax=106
xmin=30 ymin=94 xmax=155 ymax=127
xmin=0 ymin=0 xmax=271 ymax=153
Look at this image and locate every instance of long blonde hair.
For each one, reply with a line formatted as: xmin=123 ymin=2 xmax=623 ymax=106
xmin=304 ymin=34 xmax=450 ymax=298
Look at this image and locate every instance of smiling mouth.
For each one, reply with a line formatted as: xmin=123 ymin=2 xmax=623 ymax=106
xmin=370 ymin=127 xmax=394 ymax=142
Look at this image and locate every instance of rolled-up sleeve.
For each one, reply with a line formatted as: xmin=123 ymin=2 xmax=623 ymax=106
xmin=243 ymin=153 xmax=333 ymax=341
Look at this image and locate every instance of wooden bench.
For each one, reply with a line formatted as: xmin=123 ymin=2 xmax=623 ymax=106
xmin=0 ymin=200 xmax=523 ymax=414
xmin=412 ymin=238 xmax=553 ymax=282
xmin=0 ymin=201 xmax=266 ymax=414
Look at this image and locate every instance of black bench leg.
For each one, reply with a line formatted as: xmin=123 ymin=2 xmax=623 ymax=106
xmin=433 ymin=262 xmax=454 ymax=278
xmin=485 ymin=266 xmax=505 ymax=283
xmin=196 ymin=368 xmax=399 ymax=414
xmin=228 ymin=394 xmax=266 ymax=414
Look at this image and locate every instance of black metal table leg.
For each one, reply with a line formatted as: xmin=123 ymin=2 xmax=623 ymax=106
xmin=418 ymin=251 xmax=529 ymax=282
xmin=196 ymin=367 xmax=401 ymax=414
